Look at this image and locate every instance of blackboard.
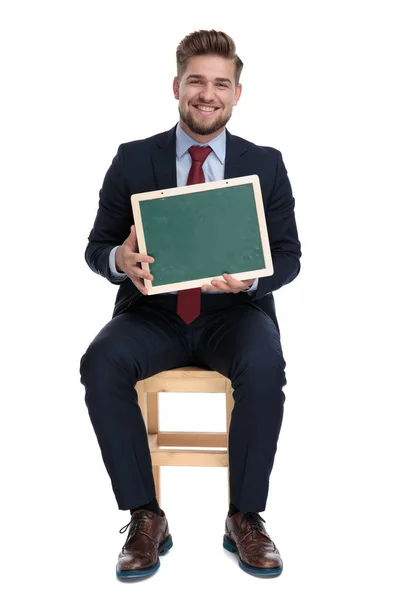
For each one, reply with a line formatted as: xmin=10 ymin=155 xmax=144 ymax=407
xmin=131 ymin=175 xmax=273 ymax=295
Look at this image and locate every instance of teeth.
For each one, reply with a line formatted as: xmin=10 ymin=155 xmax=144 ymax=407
xmin=196 ymin=106 xmax=217 ymax=112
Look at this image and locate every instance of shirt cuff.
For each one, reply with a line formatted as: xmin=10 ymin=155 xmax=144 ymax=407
xmin=109 ymin=246 xmax=127 ymax=279
xmin=244 ymin=278 xmax=259 ymax=293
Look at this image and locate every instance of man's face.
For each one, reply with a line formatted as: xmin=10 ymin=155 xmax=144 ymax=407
xmin=173 ymin=55 xmax=242 ymax=139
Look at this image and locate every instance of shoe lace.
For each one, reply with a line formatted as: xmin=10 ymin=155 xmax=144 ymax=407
xmin=119 ymin=510 xmax=152 ymax=546
xmin=240 ymin=512 xmax=266 ymax=534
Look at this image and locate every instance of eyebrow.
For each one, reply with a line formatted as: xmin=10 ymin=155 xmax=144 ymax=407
xmin=186 ymin=74 xmax=232 ymax=84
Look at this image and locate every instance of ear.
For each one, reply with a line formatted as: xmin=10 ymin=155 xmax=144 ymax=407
xmin=173 ymin=76 xmax=179 ymax=100
xmin=233 ymin=83 xmax=242 ymax=107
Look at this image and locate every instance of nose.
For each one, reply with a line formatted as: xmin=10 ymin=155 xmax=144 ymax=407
xmin=198 ymin=81 xmax=216 ymax=103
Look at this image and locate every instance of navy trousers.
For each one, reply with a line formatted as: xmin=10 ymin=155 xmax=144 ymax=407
xmin=79 ymin=292 xmax=287 ymax=513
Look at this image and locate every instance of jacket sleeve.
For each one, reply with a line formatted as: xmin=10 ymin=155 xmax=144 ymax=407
xmin=253 ymin=150 xmax=302 ymax=301
xmin=84 ymin=145 xmax=133 ymax=284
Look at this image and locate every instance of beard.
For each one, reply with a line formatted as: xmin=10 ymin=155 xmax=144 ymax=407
xmin=179 ymin=104 xmax=232 ymax=136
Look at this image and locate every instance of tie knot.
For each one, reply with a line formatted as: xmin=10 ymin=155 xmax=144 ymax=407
xmin=188 ymin=145 xmax=212 ymax=165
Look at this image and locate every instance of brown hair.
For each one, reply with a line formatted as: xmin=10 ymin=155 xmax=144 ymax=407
xmin=176 ymin=29 xmax=243 ymax=86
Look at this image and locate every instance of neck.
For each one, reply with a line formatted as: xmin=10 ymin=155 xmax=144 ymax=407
xmin=179 ymin=119 xmax=224 ymax=144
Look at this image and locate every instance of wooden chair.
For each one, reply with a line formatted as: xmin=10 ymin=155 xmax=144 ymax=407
xmin=136 ymin=366 xmax=234 ymax=505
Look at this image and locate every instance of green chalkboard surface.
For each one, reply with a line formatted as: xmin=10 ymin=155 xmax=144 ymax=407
xmin=131 ymin=175 xmax=273 ymax=295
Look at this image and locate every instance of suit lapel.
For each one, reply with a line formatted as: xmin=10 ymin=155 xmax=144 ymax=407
xmin=224 ymin=128 xmax=249 ymax=179
xmin=151 ymin=124 xmax=250 ymax=189
xmin=151 ymin=124 xmax=178 ymax=190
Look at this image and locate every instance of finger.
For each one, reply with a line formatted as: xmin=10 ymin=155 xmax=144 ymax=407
xmin=212 ymin=276 xmax=234 ymax=290
xmin=130 ymin=276 xmax=148 ymax=295
xmin=202 ymin=281 xmax=231 ymax=293
xmin=136 ymin=253 xmax=155 ymax=263
xmin=222 ymin=273 xmax=245 ymax=291
xmin=132 ymin=266 xmax=154 ymax=281
xmin=205 ymin=275 xmax=242 ymax=294
xmin=222 ymin=273 xmax=241 ymax=286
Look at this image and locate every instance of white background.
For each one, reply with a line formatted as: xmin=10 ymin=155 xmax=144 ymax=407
xmin=1 ymin=0 xmax=399 ymax=598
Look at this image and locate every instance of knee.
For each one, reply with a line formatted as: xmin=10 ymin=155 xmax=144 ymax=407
xmin=79 ymin=339 xmax=104 ymax=386
xmin=235 ymin=349 xmax=286 ymax=384
xmin=251 ymin=340 xmax=285 ymax=370
xmin=79 ymin=335 xmax=128 ymax=386
xmin=80 ymin=328 xmax=142 ymax=385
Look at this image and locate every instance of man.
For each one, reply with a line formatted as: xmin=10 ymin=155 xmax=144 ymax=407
xmin=80 ymin=29 xmax=301 ymax=579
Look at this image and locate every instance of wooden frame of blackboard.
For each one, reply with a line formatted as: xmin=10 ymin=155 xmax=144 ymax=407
xmin=131 ymin=174 xmax=273 ymax=295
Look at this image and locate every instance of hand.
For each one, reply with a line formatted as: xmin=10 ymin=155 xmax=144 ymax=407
xmin=115 ymin=225 xmax=155 ymax=295
xmin=201 ymin=273 xmax=256 ymax=294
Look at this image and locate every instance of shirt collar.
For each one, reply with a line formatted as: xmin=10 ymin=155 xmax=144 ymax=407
xmin=176 ymin=122 xmax=226 ymax=165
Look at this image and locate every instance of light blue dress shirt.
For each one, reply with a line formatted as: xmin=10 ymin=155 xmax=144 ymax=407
xmin=109 ymin=123 xmax=259 ymax=295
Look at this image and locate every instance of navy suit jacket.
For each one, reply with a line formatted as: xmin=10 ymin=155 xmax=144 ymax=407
xmin=85 ymin=124 xmax=302 ymax=332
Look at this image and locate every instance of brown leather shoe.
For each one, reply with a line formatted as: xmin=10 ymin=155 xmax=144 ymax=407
xmin=116 ymin=509 xmax=173 ymax=579
xmin=224 ymin=511 xmax=283 ymax=577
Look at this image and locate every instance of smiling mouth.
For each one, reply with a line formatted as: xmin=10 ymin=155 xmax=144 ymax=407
xmin=193 ymin=105 xmax=220 ymax=115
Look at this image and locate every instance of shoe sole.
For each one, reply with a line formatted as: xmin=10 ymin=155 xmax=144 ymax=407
xmin=223 ymin=534 xmax=283 ymax=578
xmin=116 ymin=534 xmax=173 ymax=579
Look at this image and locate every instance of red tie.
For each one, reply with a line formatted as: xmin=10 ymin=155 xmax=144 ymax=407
xmin=176 ymin=145 xmax=213 ymax=324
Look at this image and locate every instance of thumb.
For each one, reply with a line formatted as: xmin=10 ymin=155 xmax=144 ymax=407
xmin=125 ymin=225 xmax=138 ymax=250
xmin=126 ymin=225 xmax=136 ymax=242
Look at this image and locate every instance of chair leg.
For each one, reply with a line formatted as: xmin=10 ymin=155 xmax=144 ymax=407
xmin=225 ymin=381 xmax=234 ymax=507
xmin=147 ymin=392 xmax=161 ymax=504
xmin=152 ymin=465 xmax=161 ymax=505
xmin=136 ymin=383 xmax=161 ymax=503
xmin=136 ymin=380 xmax=147 ymax=429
